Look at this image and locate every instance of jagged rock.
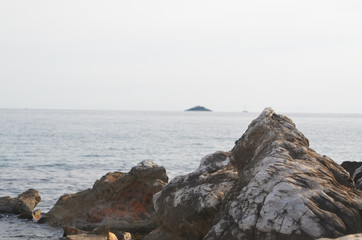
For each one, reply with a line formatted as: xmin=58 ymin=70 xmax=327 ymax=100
xmin=145 ymin=108 xmax=362 ymax=240
xmin=319 ymin=233 xmax=362 ymax=240
xmin=149 ymin=151 xmax=238 ymax=239
xmin=46 ymin=161 xmax=168 ymax=233
xmin=60 ymin=225 xmax=118 ymax=240
xmin=0 ymin=189 xmax=41 ymax=218
xmin=205 ymin=108 xmax=362 ymax=240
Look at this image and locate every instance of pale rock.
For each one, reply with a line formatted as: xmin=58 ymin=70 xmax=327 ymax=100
xmin=205 ymin=108 xmax=362 ymax=240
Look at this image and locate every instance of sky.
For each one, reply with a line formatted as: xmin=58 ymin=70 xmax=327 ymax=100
xmin=0 ymin=0 xmax=362 ymax=113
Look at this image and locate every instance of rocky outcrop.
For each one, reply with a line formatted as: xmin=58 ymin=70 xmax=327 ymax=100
xmin=145 ymin=108 xmax=362 ymax=240
xmin=149 ymin=151 xmax=238 ymax=239
xmin=341 ymin=161 xmax=362 ymax=190
xmin=205 ymin=108 xmax=362 ymax=240
xmin=46 ymin=161 xmax=168 ymax=234
xmin=0 ymin=189 xmax=41 ymax=219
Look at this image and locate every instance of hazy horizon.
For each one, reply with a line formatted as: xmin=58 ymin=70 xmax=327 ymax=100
xmin=1 ymin=1 xmax=362 ymax=114
xmin=2 ymin=107 xmax=362 ymax=116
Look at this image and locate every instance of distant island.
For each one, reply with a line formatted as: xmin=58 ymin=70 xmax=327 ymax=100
xmin=185 ymin=106 xmax=212 ymax=112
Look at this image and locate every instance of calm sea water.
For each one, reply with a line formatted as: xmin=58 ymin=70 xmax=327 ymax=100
xmin=0 ymin=109 xmax=361 ymax=239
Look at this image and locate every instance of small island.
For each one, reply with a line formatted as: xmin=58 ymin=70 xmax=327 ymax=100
xmin=185 ymin=105 xmax=212 ymax=112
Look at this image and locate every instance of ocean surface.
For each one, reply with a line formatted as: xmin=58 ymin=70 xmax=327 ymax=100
xmin=0 ymin=109 xmax=362 ymax=239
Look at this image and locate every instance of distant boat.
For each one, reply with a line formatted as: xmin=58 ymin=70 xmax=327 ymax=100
xmin=185 ymin=106 xmax=212 ymax=112
xmin=242 ymin=110 xmax=249 ymax=113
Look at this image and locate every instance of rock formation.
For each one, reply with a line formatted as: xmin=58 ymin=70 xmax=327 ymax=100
xmin=0 ymin=189 xmax=41 ymax=219
xmin=46 ymin=160 xmax=168 ymax=234
xmin=147 ymin=151 xmax=238 ymax=240
xmin=145 ymin=108 xmax=362 ymax=240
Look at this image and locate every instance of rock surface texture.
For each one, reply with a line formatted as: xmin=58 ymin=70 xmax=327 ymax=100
xmin=46 ymin=161 xmax=168 ymax=233
xmin=149 ymin=151 xmax=238 ymax=239
xmin=146 ymin=108 xmax=362 ymax=240
xmin=0 ymin=189 xmax=41 ymax=219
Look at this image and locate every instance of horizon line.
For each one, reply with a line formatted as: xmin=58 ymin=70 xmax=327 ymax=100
xmin=0 ymin=107 xmax=362 ymax=116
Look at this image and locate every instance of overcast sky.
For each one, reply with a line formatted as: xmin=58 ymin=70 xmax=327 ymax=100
xmin=1 ymin=0 xmax=361 ymax=113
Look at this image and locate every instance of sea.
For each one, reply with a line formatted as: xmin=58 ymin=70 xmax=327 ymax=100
xmin=0 ymin=109 xmax=362 ymax=239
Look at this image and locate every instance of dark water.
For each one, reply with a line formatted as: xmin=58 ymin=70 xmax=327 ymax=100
xmin=0 ymin=109 xmax=361 ymax=239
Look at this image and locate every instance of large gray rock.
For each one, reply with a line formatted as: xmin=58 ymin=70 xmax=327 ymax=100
xmin=205 ymin=108 xmax=362 ymax=240
xmin=0 ymin=189 xmax=41 ymax=219
xmin=149 ymin=151 xmax=238 ymax=239
xmin=46 ymin=161 xmax=168 ymax=234
xmin=145 ymin=108 xmax=362 ymax=240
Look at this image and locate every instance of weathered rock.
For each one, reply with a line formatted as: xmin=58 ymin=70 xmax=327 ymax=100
xmin=145 ymin=108 xmax=362 ymax=240
xmin=46 ymin=161 xmax=168 ymax=233
xmin=205 ymin=108 xmax=362 ymax=240
xmin=149 ymin=151 xmax=238 ymax=239
xmin=0 ymin=189 xmax=41 ymax=218
xmin=319 ymin=233 xmax=362 ymax=240
xmin=60 ymin=225 xmax=118 ymax=240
